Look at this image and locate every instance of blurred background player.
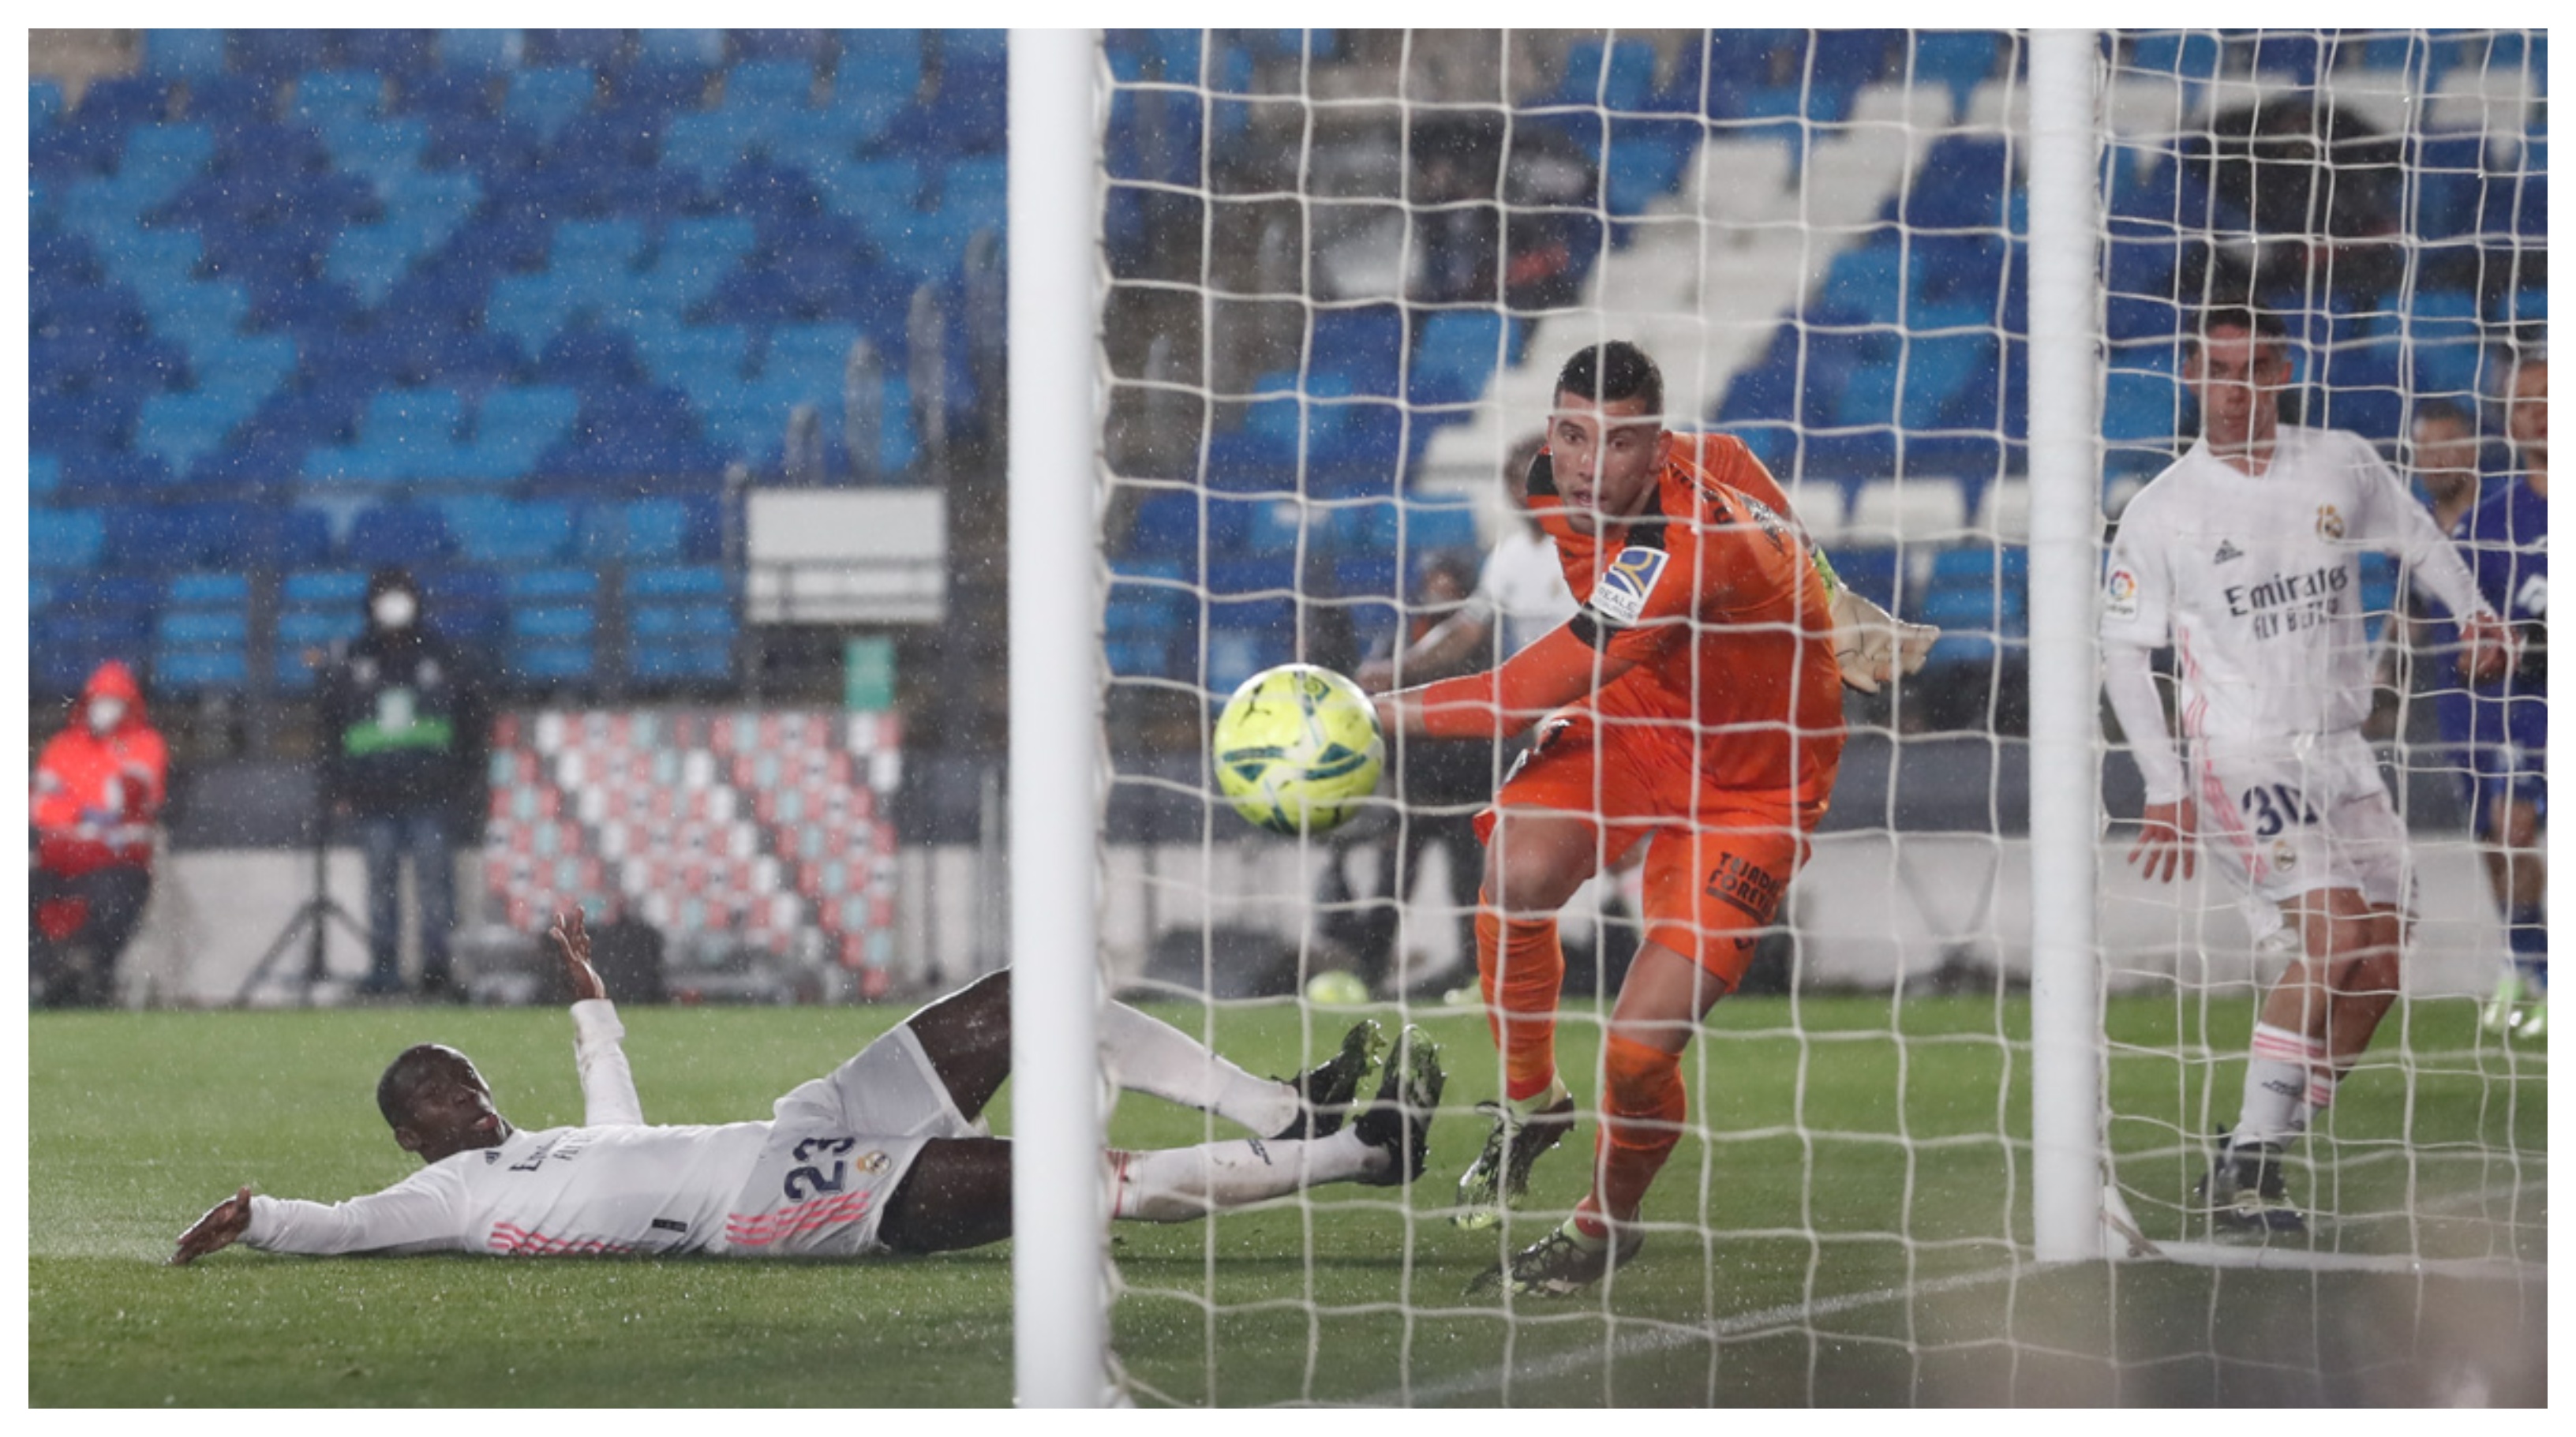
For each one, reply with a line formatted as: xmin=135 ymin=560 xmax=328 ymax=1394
xmin=30 ymin=660 xmax=168 ymax=1008
xmin=174 ymin=909 xmax=1443 ymax=1265
xmin=2458 ymin=354 xmax=2547 ymax=1040
xmin=319 ymin=567 xmax=491 ymax=1001
xmin=2101 ymin=304 xmax=2515 ymax=1233
xmin=1320 ymin=548 xmax=1492 ymax=999
xmin=2367 ymin=397 xmax=2487 ymax=744
xmin=1361 ymin=435 xmax=1646 ymax=1001
xmin=1375 ymin=342 xmax=1853 ymax=1295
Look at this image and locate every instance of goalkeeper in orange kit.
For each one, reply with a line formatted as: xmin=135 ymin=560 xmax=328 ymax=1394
xmin=1375 ymin=341 xmax=1927 ymax=1295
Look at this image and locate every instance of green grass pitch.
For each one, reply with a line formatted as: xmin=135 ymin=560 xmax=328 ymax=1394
xmin=28 ymin=994 xmax=2545 ymax=1405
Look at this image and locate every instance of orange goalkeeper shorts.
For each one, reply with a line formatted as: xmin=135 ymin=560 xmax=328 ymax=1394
xmin=1472 ymin=709 xmax=1822 ymax=991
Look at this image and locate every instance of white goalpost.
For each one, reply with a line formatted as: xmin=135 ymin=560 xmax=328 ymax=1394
xmin=1020 ymin=26 xmax=2547 ymax=1405
xmin=2023 ymin=28 xmax=2107 ymax=1266
xmin=1007 ymin=26 xmax=1109 ymax=1408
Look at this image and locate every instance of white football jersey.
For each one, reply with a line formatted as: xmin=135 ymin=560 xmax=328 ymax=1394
xmin=1460 ymin=523 xmax=1578 ymax=657
xmin=244 ymin=1002 xmax=775 ymax=1257
xmin=2101 ymin=425 xmax=2488 ymax=747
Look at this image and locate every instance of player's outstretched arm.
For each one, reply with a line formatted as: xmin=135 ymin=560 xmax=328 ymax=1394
xmin=549 ymin=907 xmax=607 ymax=1004
xmin=171 ymin=1186 xmax=253 ymax=1265
xmin=1374 ymin=622 xmax=1630 ymax=739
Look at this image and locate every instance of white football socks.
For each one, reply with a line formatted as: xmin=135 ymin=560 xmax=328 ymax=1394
xmin=1107 ymin=1129 xmax=1376 ymax=1222
xmin=1097 ymin=1001 xmax=1299 ymax=1137
xmin=2236 ymin=1022 xmax=2330 ymax=1147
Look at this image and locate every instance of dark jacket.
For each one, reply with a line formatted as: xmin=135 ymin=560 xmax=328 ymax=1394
xmin=320 ymin=578 xmax=489 ymax=820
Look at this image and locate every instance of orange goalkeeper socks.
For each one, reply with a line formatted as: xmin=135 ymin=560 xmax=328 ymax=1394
xmin=1589 ymin=1033 xmax=1687 ymax=1227
xmin=1476 ymin=899 xmax=1565 ymax=1104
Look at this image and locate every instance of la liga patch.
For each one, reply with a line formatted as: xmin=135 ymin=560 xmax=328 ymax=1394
xmin=2103 ymin=567 xmax=2139 ymax=620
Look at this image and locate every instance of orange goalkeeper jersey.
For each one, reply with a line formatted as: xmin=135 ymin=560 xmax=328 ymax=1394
xmin=1526 ymin=431 xmax=1845 ymax=806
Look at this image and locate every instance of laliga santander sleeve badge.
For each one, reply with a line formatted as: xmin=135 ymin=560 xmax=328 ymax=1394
xmin=1589 ymin=545 xmax=1670 ymax=628
xmin=2103 ymin=567 xmax=2140 ymax=622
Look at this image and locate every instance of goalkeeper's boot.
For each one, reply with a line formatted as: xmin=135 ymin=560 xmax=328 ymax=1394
xmin=1271 ymin=1019 xmax=1386 ymax=1142
xmin=1452 ymin=1094 xmax=1578 ymax=1230
xmin=1467 ymin=1216 xmax=1642 ymax=1299
xmin=1353 ymin=1025 xmax=1444 ymax=1186
xmin=2194 ymin=1132 xmax=2307 ymax=1235
xmin=2512 ymin=997 xmax=2546 ymax=1042
xmin=2482 ymin=973 xmax=2526 ymax=1035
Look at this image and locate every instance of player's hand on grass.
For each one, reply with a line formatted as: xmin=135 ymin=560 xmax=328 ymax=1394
xmin=171 ymin=1186 xmax=253 ymax=1265
xmin=549 ymin=907 xmax=607 ymax=1004
xmin=1829 ymin=587 xmax=1936 ymax=694
xmin=2128 ymin=799 xmax=2197 ymax=883
xmin=2458 ymin=613 xmax=2520 ymax=686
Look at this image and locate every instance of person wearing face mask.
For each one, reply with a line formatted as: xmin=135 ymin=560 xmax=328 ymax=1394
xmin=30 ymin=660 xmax=170 ymax=1007
xmin=318 ymin=567 xmax=491 ymax=1001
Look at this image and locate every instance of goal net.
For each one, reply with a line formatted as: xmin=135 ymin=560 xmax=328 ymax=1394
xmin=1065 ymin=28 xmax=2547 ymax=1405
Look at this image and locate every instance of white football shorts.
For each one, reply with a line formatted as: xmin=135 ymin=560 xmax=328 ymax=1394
xmin=721 ymin=1023 xmax=988 ymax=1258
xmin=2192 ymin=728 xmax=2414 ymax=923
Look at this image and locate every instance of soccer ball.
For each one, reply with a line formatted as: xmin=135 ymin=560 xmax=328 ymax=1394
xmin=1303 ymin=970 xmax=1372 ymax=1006
xmin=1211 ymin=664 xmax=1384 ymax=835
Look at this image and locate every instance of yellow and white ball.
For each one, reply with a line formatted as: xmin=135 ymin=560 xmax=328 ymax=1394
xmin=1210 ymin=664 xmax=1383 ymax=835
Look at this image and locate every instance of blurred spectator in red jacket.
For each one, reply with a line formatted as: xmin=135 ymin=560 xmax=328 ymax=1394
xmin=31 ymin=660 xmax=168 ymax=1007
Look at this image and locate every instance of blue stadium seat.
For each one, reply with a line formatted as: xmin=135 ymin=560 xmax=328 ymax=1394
xmin=346 ymin=503 xmax=459 ymax=565
xmin=504 ymin=65 xmax=597 ymax=140
xmin=2102 ymin=361 xmax=2183 ymax=443
xmin=510 ymin=602 xmax=597 ymax=642
xmin=438 ymin=29 xmax=526 ymax=73
xmin=409 ymin=567 xmax=504 ymax=651
xmin=32 ymin=508 xmax=109 ymax=574
xmin=229 ymin=30 xmax=330 ymax=83
xmin=726 ymin=57 xmax=818 ymax=110
xmin=1899 ymin=137 xmax=2017 ymax=232
xmin=1907 ymin=31 xmax=2004 ymax=114
xmin=465 ymin=386 xmax=578 ymax=458
xmin=291 ymin=69 xmax=390 ymax=126
xmin=438 ymin=496 xmax=576 ymax=565
xmin=624 ymin=564 xmax=728 ymax=601
xmin=2125 ymin=32 xmax=2221 ymax=83
xmin=342 ymin=29 xmax=437 ymax=77
xmin=140 ymin=29 xmax=228 ymax=80
xmin=638 ymin=28 xmax=725 ymax=70
xmin=1405 ymin=310 xmax=1511 ymax=407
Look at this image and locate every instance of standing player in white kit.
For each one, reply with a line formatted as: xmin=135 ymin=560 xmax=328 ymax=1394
xmin=2100 ymin=303 xmax=2517 ymax=1234
xmin=172 ymin=911 xmax=1443 ymax=1263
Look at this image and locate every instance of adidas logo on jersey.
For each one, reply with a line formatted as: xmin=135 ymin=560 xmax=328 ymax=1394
xmin=2213 ymin=540 xmax=2245 ymax=564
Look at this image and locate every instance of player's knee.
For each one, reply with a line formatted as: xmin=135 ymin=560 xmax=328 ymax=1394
xmin=1488 ymin=852 xmax=1578 ymax=919
xmin=1601 ymin=1033 xmax=1683 ymax=1121
xmin=880 ymin=1138 xmax=1013 ymax=1255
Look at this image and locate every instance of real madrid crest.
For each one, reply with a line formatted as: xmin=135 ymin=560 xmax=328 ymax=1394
xmin=2315 ymin=504 xmax=2346 ymax=541
xmin=2272 ymin=840 xmax=2299 ymax=872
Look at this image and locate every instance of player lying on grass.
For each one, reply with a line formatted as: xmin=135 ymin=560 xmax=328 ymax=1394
xmin=173 ymin=909 xmax=1443 ymax=1263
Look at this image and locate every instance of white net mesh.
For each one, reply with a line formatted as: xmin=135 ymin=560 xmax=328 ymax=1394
xmin=1087 ymin=28 xmax=2545 ymax=1405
